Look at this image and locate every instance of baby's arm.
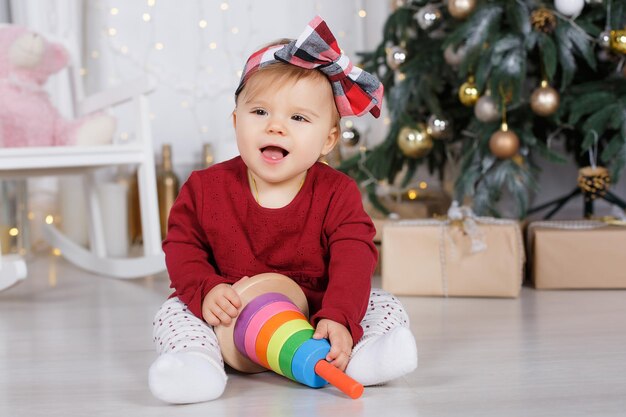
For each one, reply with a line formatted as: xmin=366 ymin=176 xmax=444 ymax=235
xmin=163 ymin=172 xmax=230 ymax=320
xmin=311 ymin=178 xmax=377 ymax=346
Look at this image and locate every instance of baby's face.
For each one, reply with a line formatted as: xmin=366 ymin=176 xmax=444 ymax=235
xmin=234 ymin=74 xmax=339 ymax=187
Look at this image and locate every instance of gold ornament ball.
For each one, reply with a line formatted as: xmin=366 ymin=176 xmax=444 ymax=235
xmin=489 ymin=127 xmax=520 ymax=159
xmin=397 ymin=124 xmax=434 ymax=158
xmin=609 ymin=30 xmax=626 ymax=55
xmin=448 ymin=0 xmax=476 ymax=19
xmin=530 ymin=82 xmax=560 ymax=117
xmin=458 ymin=79 xmax=480 ymax=106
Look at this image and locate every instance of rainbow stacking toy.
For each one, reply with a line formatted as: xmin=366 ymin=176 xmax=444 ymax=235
xmin=215 ymin=273 xmax=364 ymax=399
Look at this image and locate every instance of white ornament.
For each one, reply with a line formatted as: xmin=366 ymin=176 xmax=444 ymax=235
xmin=554 ymin=0 xmax=585 ymax=17
xmin=474 ymin=95 xmax=500 ymax=123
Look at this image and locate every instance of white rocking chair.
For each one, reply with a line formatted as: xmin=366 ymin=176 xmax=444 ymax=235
xmin=0 ymin=67 xmax=165 ymax=287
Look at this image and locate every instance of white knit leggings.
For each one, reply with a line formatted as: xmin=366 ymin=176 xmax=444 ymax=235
xmin=152 ymin=288 xmax=409 ymax=366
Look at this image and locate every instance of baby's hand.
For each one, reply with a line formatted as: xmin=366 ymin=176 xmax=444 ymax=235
xmin=202 ymin=281 xmax=244 ymax=326
xmin=312 ymin=319 xmax=353 ymax=371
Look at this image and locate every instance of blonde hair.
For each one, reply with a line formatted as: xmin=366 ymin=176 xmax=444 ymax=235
xmin=235 ymin=40 xmax=341 ymax=130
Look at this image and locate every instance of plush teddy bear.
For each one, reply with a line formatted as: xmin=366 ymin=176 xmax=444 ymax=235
xmin=0 ymin=24 xmax=115 ymax=148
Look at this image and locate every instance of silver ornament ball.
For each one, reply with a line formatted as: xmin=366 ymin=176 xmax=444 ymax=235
xmin=340 ymin=126 xmax=361 ymax=147
xmin=386 ymin=45 xmax=407 ymax=70
xmin=598 ymin=31 xmax=611 ymax=49
xmin=474 ymin=95 xmax=500 ymax=123
xmin=427 ymin=114 xmax=452 ymax=139
xmin=444 ymin=44 xmax=467 ymax=66
xmin=415 ymin=5 xmax=442 ymax=31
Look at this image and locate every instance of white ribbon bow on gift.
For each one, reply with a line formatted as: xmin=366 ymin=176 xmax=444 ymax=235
xmin=447 ymin=201 xmax=487 ymax=254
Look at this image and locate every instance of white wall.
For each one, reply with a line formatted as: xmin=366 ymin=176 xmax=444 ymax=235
xmin=83 ymin=0 xmax=389 ymax=175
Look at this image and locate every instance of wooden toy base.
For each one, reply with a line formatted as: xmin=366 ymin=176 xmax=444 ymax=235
xmin=214 ymin=273 xmax=309 ymax=373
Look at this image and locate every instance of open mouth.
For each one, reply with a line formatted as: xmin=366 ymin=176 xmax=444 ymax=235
xmin=261 ymin=146 xmax=289 ymax=161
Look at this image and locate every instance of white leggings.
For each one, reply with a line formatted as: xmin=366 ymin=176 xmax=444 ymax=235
xmin=152 ymin=288 xmax=409 ymax=367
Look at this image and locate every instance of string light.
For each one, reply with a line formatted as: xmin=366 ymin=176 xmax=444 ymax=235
xmin=92 ymin=0 xmax=371 ymax=160
xmin=9 ymin=228 xmax=19 ymax=237
xmin=419 ymin=181 xmax=428 ymax=189
xmin=407 ymin=189 xmax=418 ymax=200
xmin=45 ymin=215 xmax=54 ymax=225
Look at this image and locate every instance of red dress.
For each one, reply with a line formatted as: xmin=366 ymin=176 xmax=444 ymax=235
xmin=163 ymin=156 xmax=377 ymax=343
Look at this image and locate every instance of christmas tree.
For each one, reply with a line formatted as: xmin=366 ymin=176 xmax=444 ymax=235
xmin=339 ymin=0 xmax=626 ymax=218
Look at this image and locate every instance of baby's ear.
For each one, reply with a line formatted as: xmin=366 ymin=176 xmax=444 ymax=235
xmin=320 ymin=125 xmax=340 ymax=156
xmin=231 ymin=110 xmax=237 ymax=129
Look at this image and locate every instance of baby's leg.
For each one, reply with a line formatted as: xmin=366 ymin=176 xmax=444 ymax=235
xmin=346 ymin=289 xmax=418 ymax=386
xmin=149 ymin=297 xmax=227 ymax=404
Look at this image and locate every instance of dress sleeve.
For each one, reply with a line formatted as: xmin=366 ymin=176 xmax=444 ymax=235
xmin=162 ymin=172 xmax=225 ymax=320
xmin=310 ymin=178 xmax=377 ymax=344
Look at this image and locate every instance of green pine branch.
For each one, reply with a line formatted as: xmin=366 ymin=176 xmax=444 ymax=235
xmin=344 ymin=0 xmax=626 ymax=219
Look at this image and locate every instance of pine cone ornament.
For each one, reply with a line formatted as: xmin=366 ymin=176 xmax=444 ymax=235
xmin=531 ymin=8 xmax=557 ymax=34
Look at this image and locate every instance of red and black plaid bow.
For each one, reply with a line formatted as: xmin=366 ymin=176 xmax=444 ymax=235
xmin=236 ymin=16 xmax=384 ymax=119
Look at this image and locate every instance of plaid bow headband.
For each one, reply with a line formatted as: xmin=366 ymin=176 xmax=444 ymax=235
xmin=235 ymin=16 xmax=384 ymax=118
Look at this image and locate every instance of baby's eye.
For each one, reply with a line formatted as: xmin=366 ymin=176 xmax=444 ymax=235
xmin=252 ymin=109 xmax=267 ymax=116
xmin=292 ymin=114 xmax=309 ymax=122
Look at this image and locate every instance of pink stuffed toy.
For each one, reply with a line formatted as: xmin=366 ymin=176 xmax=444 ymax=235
xmin=0 ymin=24 xmax=115 ymax=148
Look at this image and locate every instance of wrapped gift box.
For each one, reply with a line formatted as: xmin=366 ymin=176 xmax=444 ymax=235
xmin=528 ymin=220 xmax=626 ymax=289
xmin=382 ymin=217 xmax=524 ymax=297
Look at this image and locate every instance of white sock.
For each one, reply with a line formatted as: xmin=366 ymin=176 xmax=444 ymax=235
xmin=148 ymin=352 xmax=227 ymax=404
xmin=346 ymin=326 xmax=418 ymax=386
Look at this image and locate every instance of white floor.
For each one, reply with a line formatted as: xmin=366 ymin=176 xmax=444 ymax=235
xmin=1 ymin=255 xmax=625 ymax=417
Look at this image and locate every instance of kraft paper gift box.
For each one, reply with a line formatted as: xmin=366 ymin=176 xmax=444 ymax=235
xmin=381 ymin=216 xmax=524 ymax=297
xmin=528 ymin=220 xmax=626 ymax=289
